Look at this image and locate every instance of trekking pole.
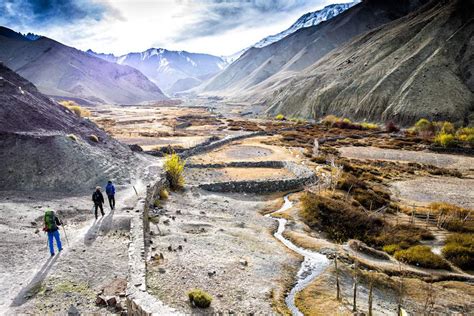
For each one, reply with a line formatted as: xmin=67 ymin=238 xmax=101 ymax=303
xmin=61 ymin=221 xmax=70 ymax=247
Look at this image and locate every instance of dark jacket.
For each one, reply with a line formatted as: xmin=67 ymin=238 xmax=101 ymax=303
xmin=106 ymin=183 xmax=115 ymax=196
xmin=92 ymin=190 xmax=105 ymax=205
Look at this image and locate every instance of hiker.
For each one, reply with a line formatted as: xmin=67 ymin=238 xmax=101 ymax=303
xmin=43 ymin=210 xmax=63 ymax=256
xmin=105 ymin=180 xmax=116 ymax=210
xmin=92 ymin=186 xmax=105 ymax=219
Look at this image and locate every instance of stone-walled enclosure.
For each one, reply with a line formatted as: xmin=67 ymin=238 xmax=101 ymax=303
xmin=188 ymin=161 xmax=317 ymax=193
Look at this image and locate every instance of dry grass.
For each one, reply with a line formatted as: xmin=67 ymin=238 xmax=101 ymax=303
xmin=295 ymin=266 xmax=351 ymax=316
xmin=442 ymin=233 xmax=474 ymax=270
xmin=394 ymin=245 xmax=450 ymax=270
xmin=59 ymin=100 xmax=91 ymax=117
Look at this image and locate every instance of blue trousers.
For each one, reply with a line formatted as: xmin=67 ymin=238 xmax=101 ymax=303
xmin=48 ymin=230 xmax=62 ymax=255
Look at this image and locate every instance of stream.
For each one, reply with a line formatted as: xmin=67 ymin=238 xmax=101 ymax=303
xmin=266 ymin=195 xmax=330 ymax=316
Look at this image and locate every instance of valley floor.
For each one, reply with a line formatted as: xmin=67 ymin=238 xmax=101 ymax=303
xmin=2 ymin=99 xmax=473 ymax=315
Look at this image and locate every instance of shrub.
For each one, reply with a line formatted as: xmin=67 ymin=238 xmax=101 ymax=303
xmin=385 ymin=121 xmax=400 ymax=133
xmin=153 ymin=199 xmax=161 ymax=208
xmin=164 ymin=153 xmax=185 ymax=190
xmin=442 ymin=233 xmax=474 ymax=270
xmin=321 ymin=115 xmax=339 ymax=127
xmin=159 ymin=188 xmax=169 ymax=200
xmin=59 ymin=100 xmax=91 ymax=117
xmin=394 ymin=245 xmax=450 ymax=270
xmin=275 ymin=114 xmax=285 ymax=120
xmin=383 ymin=244 xmax=402 ymax=255
xmin=361 ymin=122 xmax=379 ymax=130
xmin=414 ymin=118 xmax=433 ymax=134
xmin=66 ymin=134 xmax=78 ymax=142
xmin=456 ymin=127 xmax=474 ymax=145
xmin=374 ymin=224 xmax=433 ymax=249
xmin=188 ymin=289 xmax=212 ymax=308
xmin=434 ymin=132 xmax=455 ymax=147
xmin=300 ymin=192 xmax=384 ymax=243
xmin=89 ymin=134 xmax=99 ymax=143
xmin=435 ymin=121 xmax=455 ymax=134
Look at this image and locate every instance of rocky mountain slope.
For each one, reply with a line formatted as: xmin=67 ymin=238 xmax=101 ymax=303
xmin=0 ymin=63 xmax=139 ymax=192
xmin=88 ymin=48 xmax=226 ymax=94
xmin=0 ymin=27 xmax=167 ymax=105
xmin=254 ymin=2 xmax=359 ymax=48
xmin=218 ymin=2 xmax=357 ymax=67
xmin=264 ymin=0 xmax=474 ymax=125
xmin=197 ymin=0 xmax=429 ymax=97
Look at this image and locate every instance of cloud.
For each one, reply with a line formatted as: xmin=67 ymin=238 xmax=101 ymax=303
xmin=0 ymin=0 xmax=354 ymax=56
xmin=0 ymin=0 xmax=122 ymax=29
xmin=172 ymin=0 xmax=332 ymax=41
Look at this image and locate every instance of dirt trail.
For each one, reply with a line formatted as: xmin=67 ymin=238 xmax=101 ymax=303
xmin=0 ymin=170 xmax=154 ymax=314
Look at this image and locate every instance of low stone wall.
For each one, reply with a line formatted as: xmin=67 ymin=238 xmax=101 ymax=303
xmin=186 ymin=160 xmax=284 ymax=169
xmin=179 ymin=131 xmax=266 ymax=159
xmin=126 ymin=176 xmax=180 ymax=315
xmin=195 ymin=161 xmax=317 ymax=194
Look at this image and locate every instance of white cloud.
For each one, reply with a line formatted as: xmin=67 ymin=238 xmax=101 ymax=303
xmin=2 ymin=0 xmax=355 ymax=56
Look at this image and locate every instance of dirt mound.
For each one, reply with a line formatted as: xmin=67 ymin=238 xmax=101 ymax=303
xmin=264 ymin=0 xmax=474 ymax=125
xmin=0 ymin=64 xmax=138 ymax=192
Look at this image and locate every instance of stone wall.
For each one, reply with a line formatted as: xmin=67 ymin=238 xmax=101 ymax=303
xmin=126 ymin=176 xmax=180 ymax=315
xmin=194 ymin=161 xmax=317 ymax=194
xmin=179 ymin=131 xmax=266 ymax=159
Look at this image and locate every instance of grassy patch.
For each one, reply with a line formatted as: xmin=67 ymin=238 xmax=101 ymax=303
xmin=394 ymin=245 xmax=450 ymax=270
xmin=442 ymin=233 xmax=474 ymax=270
xmin=59 ymin=100 xmax=91 ymax=117
xmin=300 ymin=192 xmax=384 ymax=243
xmin=159 ymin=188 xmax=169 ymax=200
xmin=188 ymin=289 xmax=212 ymax=308
xmin=275 ymin=114 xmax=285 ymax=121
xmin=164 ymin=153 xmax=185 ymax=190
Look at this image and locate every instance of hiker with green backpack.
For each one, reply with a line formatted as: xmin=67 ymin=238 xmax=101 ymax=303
xmin=43 ymin=210 xmax=63 ymax=256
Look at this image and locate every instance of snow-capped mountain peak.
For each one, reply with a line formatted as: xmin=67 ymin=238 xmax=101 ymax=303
xmin=254 ymin=1 xmax=360 ymax=48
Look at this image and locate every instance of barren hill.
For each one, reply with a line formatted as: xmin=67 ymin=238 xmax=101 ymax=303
xmin=0 ymin=64 xmax=140 ymax=192
xmin=264 ymin=0 xmax=474 ymax=125
xmin=0 ymin=27 xmax=167 ymax=105
xmin=197 ymin=0 xmax=429 ymax=96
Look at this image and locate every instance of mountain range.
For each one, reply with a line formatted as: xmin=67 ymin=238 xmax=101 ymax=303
xmin=193 ymin=0 xmax=474 ymax=125
xmin=0 ymin=27 xmax=167 ymax=105
xmin=254 ymin=2 xmax=360 ymax=48
xmin=263 ymin=0 xmax=474 ymax=124
xmin=87 ymin=48 xmax=226 ymax=95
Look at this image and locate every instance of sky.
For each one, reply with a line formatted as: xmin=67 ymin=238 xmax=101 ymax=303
xmin=0 ymin=0 xmax=354 ymax=56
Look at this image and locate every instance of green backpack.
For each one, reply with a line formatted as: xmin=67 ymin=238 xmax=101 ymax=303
xmin=44 ymin=210 xmax=58 ymax=231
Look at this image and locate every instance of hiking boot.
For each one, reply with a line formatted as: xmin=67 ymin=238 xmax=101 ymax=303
xmin=51 ymin=253 xmax=55 ymax=257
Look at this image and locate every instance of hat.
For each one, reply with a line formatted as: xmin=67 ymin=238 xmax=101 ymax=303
xmin=96 ymin=186 xmax=101 ymax=190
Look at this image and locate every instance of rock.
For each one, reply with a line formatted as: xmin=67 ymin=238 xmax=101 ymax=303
xmin=160 ymin=253 xmax=164 ymax=259
xmin=176 ymin=210 xmax=182 ymax=214
xmin=115 ymin=301 xmax=123 ymax=312
xmin=163 ymin=219 xmax=170 ymax=225
xmin=178 ymin=245 xmax=183 ymax=251
xmin=158 ymin=268 xmax=166 ymax=274
xmin=208 ymin=271 xmax=216 ymax=277
xmin=95 ymin=296 xmax=107 ymax=307
xmin=167 ymin=245 xmax=172 ymax=251
xmin=239 ymin=259 xmax=248 ymax=266
xmin=217 ymin=293 xmax=224 ymax=298
xmin=106 ymin=296 xmax=117 ymax=307
xmin=184 ymin=238 xmax=187 ymax=242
